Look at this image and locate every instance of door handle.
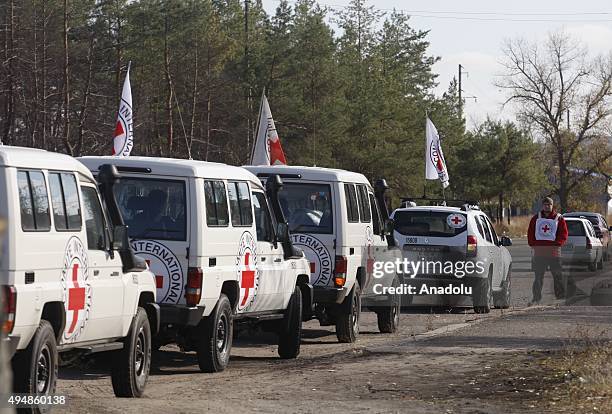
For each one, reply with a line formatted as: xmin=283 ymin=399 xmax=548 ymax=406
xmin=209 ymin=257 xmax=217 ymax=267
xmin=111 ymin=271 xmax=120 ymax=277
xmin=260 ymin=257 xmax=266 ymax=262
xmin=274 ymin=258 xmax=282 ymax=263
xmin=93 ymin=270 xmax=100 ymax=276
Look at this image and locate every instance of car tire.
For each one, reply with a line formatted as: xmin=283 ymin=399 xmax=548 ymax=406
xmin=111 ymin=307 xmax=151 ymax=398
xmin=336 ymin=281 xmax=361 ymax=343
xmin=473 ymin=270 xmax=493 ymax=314
xmin=278 ymin=285 xmax=303 ymax=359
xmin=376 ymin=277 xmax=401 ymax=333
xmin=12 ymin=320 xmax=58 ymax=399
xmin=493 ymin=267 xmax=511 ymax=309
xmin=196 ymin=294 xmax=232 ymax=373
xmin=588 ymin=260 xmax=597 ymax=271
xmin=597 ymin=254 xmax=604 ymax=270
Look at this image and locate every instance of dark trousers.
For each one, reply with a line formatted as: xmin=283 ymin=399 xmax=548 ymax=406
xmin=532 ymin=256 xmax=576 ymax=301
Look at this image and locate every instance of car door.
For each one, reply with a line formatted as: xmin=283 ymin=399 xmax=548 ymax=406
xmin=80 ymin=184 xmax=124 ymax=339
xmin=251 ymin=190 xmax=286 ymax=312
xmin=482 ymin=215 xmax=503 ymax=288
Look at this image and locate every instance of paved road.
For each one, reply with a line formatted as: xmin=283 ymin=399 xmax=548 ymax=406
xmin=56 ymin=239 xmax=612 ymax=413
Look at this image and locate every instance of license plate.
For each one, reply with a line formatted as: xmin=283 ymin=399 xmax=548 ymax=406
xmin=563 ymin=244 xmax=573 ymax=250
xmin=405 ymin=237 xmax=418 ymax=244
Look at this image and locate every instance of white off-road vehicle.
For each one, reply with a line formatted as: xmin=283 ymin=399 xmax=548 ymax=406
xmin=0 ymin=146 xmax=159 ymax=398
xmin=391 ymin=202 xmax=513 ymax=313
xmin=245 ymin=166 xmax=401 ymax=343
xmin=79 ymin=157 xmax=311 ymax=372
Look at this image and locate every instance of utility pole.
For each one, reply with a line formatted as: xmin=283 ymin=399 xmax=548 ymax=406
xmin=458 ymin=64 xmax=464 ymax=115
xmin=245 ymin=0 xmax=252 ymax=162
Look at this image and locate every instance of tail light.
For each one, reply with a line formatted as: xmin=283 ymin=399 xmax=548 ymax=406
xmin=334 ymin=256 xmax=348 ymax=287
xmin=467 ymin=235 xmax=478 ymax=257
xmin=586 ymin=238 xmax=593 ymax=250
xmin=2 ymin=285 xmax=16 ymax=334
xmin=185 ymin=267 xmax=203 ymax=307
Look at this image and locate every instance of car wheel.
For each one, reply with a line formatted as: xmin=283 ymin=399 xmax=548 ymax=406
xmin=473 ymin=270 xmax=493 ymax=314
xmin=278 ymin=285 xmax=303 ymax=359
xmin=493 ymin=267 xmax=511 ymax=309
xmin=111 ymin=307 xmax=151 ymax=398
xmin=597 ymin=254 xmax=604 ymax=270
xmin=376 ymin=276 xmax=401 ymax=333
xmin=12 ymin=320 xmax=58 ymax=398
xmin=196 ymin=294 xmax=232 ymax=373
xmin=336 ymin=281 xmax=361 ymax=343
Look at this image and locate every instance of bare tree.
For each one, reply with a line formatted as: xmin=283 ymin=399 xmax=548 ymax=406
xmin=498 ymin=31 xmax=612 ymax=211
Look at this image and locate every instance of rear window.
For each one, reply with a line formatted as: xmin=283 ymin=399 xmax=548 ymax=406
xmin=567 ymin=221 xmax=586 ymax=236
xmin=113 ymin=177 xmax=187 ymax=240
xmin=278 ymin=182 xmax=333 ymax=234
xmin=344 ymin=184 xmax=359 ymax=223
xmin=394 ymin=211 xmax=467 ymax=237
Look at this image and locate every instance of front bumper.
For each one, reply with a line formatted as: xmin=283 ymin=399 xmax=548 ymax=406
xmin=313 ymin=286 xmax=347 ymax=304
xmin=160 ymin=304 xmax=205 ymax=327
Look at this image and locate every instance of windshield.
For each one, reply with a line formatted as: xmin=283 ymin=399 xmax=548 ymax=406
xmin=394 ymin=210 xmax=467 ymax=237
xmin=113 ymin=177 xmax=187 ymax=241
xmin=278 ymin=182 xmax=333 ymax=234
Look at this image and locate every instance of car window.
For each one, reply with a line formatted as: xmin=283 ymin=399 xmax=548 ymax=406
xmin=113 ymin=177 xmax=187 ymax=240
xmin=252 ymin=192 xmax=274 ymax=243
xmin=484 ymin=216 xmax=499 ymax=245
xmin=474 ymin=215 xmax=485 ymax=239
xmin=479 ymin=216 xmax=492 ymax=243
xmin=393 ymin=211 xmax=467 ymax=237
xmin=344 ymin=184 xmax=359 ymax=223
xmin=368 ymin=193 xmax=382 ymax=235
xmin=49 ymin=172 xmax=82 ymax=231
xmin=567 ymin=221 xmax=586 ymax=236
xmin=17 ymin=170 xmax=51 ymax=232
xmin=81 ymin=186 xmax=107 ymax=251
xmin=278 ymin=182 xmax=333 ymax=234
xmin=228 ymin=181 xmax=253 ymax=227
xmin=204 ymin=180 xmax=229 ymax=227
xmin=356 ymin=184 xmax=371 ymax=223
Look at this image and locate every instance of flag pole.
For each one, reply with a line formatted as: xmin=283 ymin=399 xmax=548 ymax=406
xmin=423 ymin=109 xmax=429 ymax=200
xmin=250 ymin=88 xmax=265 ymax=164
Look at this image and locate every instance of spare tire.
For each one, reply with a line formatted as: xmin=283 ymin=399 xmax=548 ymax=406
xmin=590 ymin=279 xmax=612 ymax=306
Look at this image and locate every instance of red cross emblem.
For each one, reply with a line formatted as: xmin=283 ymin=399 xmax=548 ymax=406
xmin=542 ymin=224 xmax=551 ymax=233
xmin=146 ymin=259 xmax=164 ymax=288
xmin=67 ymin=263 xmax=85 ymax=334
xmin=240 ymin=252 xmax=256 ymax=306
xmin=451 ymin=216 xmax=462 ymax=225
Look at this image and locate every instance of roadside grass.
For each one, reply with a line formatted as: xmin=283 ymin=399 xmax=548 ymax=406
xmin=494 ymin=215 xmax=531 ymax=238
xmin=539 ymin=326 xmax=612 ymax=412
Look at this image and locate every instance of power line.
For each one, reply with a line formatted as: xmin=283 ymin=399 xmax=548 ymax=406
xmin=271 ymin=0 xmax=612 ymax=22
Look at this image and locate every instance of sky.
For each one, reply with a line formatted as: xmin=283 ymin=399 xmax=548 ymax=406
xmin=261 ymin=0 xmax=612 ymax=129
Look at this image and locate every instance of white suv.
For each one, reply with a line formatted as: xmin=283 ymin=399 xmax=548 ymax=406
xmin=390 ymin=203 xmax=513 ymax=313
xmin=0 ymin=146 xmax=159 ymax=398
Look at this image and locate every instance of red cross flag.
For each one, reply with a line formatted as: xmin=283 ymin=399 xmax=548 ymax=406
xmin=250 ymin=92 xmax=287 ymax=166
xmin=425 ymin=117 xmax=450 ymax=189
xmin=112 ymin=62 xmax=134 ymax=157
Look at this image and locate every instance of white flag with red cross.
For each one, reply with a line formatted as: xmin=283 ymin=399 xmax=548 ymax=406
xmin=112 ymin=62 xmax=134 ymax=157
xmin=425 ymin=117 xmax=449 ymax=189
xmin=250 ymin=93 xmax=287 ymax=166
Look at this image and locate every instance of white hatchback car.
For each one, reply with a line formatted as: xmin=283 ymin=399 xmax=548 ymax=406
xmin=561 ymin=217 xmax=604 ymax=271
xmin=390 ymin=203 xmax=513 ymax=313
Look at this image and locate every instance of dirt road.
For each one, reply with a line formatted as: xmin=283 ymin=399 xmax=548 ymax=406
xmin=56 ymin=239 xmax=612 ymax=413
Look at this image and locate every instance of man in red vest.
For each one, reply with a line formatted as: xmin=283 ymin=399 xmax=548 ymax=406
xmin=527 ymin=197 xmax=576 ymax=305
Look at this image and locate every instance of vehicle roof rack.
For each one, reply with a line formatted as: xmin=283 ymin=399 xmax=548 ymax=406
xmin=400 ymin=197 xmax=479 ymax=209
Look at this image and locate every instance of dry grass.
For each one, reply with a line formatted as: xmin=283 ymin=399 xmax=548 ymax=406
xmin=539 ymin=326 xmax=612 ymax=413
xmin=494 ymin=215 xmax=532 ymax=238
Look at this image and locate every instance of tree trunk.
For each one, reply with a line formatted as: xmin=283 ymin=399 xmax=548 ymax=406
xmin=2 ymin=0 xmax=15 ymax=145
xmin=557 ymin=145 xmax=568 ymax=212
xmin=164 ymin=16 xmax=174 ymax=153
xmin=62 ymin=0 xmax=72 ymax=155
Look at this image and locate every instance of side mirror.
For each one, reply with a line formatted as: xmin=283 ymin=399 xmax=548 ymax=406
xmin=276 ymin=222 xmax=290 ymax=243
xmin=113 ymin=225 xmax=130 ymax=251
xmin=383 ymin=219 xmax=394 ymax=236
xmin=500 ymin=236 xmax=513 ymax=247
